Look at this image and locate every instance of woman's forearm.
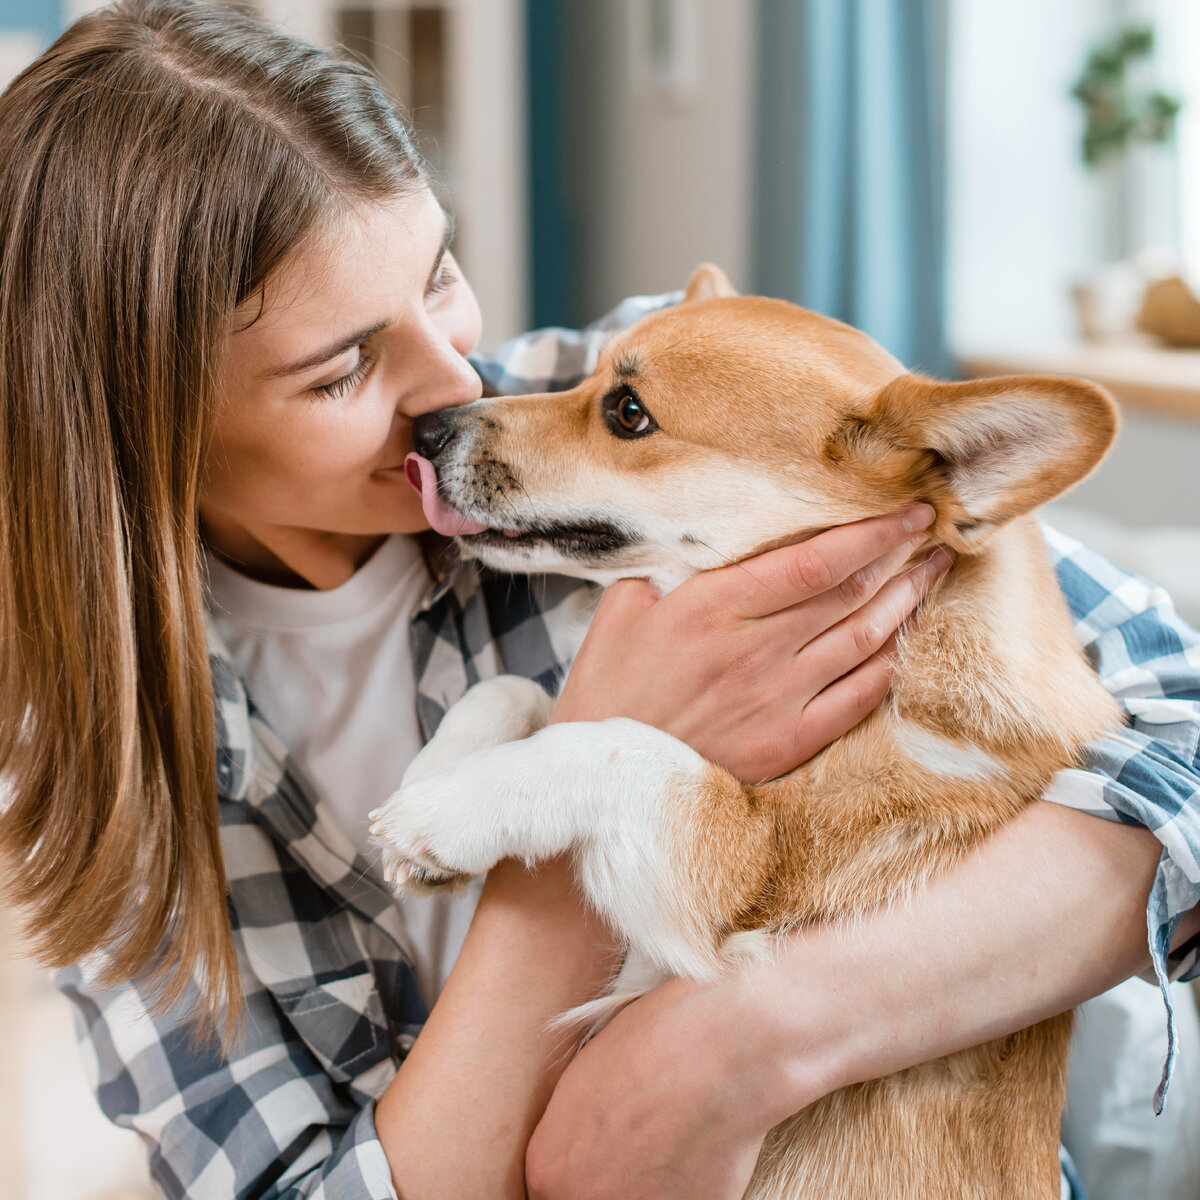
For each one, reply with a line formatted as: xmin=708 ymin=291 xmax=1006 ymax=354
xmin=376 ymin=857 xmax=616 ymax=1199
xmin=523 ymin=803 xmax=1200 ymax=1200
xmin=754 ymin=801 xmax=1198 ymax=1115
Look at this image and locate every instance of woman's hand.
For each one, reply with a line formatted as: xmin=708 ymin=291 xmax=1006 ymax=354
xmin=551 ymin=503 xmax=952 ymax=781
xmin=526 ymin=967 xmax=792 ymax=1200
xmin=527 ymin=805 xmax=1177 ymax=1200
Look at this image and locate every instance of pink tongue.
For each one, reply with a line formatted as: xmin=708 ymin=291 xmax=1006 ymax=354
xmin=405 ymin=453 xmax=489 ymax=536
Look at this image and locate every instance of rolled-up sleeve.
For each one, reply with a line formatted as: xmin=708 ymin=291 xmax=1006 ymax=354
xmin=1040 ymin=523 xmax=1200 ymax=1111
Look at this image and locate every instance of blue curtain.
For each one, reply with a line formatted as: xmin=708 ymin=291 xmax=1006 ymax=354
xmin=525 ymin=0 xmax=573 ymax=330
xmin=754 ymin=0 xmax=949 ymax=377
xmin=0 ymin=0 xmax=62 ymax=43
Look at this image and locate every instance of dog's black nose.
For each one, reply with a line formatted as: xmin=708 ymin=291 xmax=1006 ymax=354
xmin=412 ymin=409 xmax=460 ymax=459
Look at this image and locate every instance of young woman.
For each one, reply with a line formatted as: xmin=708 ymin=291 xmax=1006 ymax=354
xmin=0 ymin=3 xmax=1196 ymax=1199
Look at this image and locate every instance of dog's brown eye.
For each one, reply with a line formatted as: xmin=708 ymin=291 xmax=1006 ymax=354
xmin=603 ymin=387 xmax=658 ymax=439
xmin=618 ymin=395 xmax=646 ymax=430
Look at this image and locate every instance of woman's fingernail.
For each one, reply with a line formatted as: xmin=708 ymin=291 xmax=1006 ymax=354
xmin=929 ymin=547 xmax=955 ymax=572
xmin=902 ymin=503 xmax=936 ymax=532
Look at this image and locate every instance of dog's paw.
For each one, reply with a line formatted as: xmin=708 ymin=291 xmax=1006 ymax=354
xmin=368 ymin=771 xmax=505 ymax=896
xmin=375 ymin=836 xmax=472 ymax=896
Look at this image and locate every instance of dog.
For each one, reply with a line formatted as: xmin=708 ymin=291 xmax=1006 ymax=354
xmin=369 ymin=264 xmax=1121 ymax=1198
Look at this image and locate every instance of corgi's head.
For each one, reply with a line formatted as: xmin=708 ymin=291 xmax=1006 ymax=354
xmin=408 ymin=266 xmax=1117 ymax=590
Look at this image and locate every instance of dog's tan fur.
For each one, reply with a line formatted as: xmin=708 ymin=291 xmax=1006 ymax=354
xmin=379 ymin=266 xmax=1122 ymax=1196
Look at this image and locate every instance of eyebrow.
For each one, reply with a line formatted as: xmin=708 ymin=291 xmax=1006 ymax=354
xmin=613 ymin=350 xmax=642 ymax=378
xmin=262 ymin=209 xmax=455 ymax=380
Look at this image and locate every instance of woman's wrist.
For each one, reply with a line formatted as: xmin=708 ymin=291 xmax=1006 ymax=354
xmin=377 ymin=856 xmax=617 ymax=1199
xmin=702 ymin=948 xmax=846 ymax=1130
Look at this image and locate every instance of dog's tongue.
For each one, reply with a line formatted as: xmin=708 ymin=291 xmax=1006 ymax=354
xmin=405 ymin=453 xmax=489 ymax=536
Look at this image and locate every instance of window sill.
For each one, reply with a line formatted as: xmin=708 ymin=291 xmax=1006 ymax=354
xmin=957 ymin=337 xmax=1200 ymax=423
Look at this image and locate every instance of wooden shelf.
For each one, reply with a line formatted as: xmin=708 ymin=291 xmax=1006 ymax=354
xmin=957 ymin=339 xmax=1200 ymax=422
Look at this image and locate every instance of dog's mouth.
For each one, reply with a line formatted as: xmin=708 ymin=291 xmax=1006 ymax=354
xmin=467 ymin=522 xmax=632 ymax=556
xmin=406 ymin=453 xmax=634 ymax=558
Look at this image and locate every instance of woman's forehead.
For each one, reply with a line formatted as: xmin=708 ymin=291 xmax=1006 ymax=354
xmin=233 ymin=190 xmax=444 ymax=352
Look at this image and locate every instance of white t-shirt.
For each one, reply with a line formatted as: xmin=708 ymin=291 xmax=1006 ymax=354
xmin=206 ymin=535 xmax=483 ymax=1008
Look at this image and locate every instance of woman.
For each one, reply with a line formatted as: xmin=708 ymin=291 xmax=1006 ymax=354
xmin=0 ymin=3 xmax=1196 ymax=1198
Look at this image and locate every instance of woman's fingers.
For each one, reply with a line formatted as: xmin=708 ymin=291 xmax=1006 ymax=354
xmin=587 ymin=576 xmax=659 ymax=630
xmin=786 ymin=637 xmax=899 ymax=769
xmin=765 ymin=531 xmax=931 ymax=649
xmin=716 ymin=503 xmax=936 ymax=620
xmin=794 ymin=547 xmax=954 ymax=698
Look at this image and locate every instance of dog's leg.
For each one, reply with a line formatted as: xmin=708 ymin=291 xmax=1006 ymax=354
xmin=402 ymin=675 xmax=555 ymax=784
xmin=370 ymin=675 xmax=554 ymax=889
xmin=370 ymin=717 xmax=774 ymax=978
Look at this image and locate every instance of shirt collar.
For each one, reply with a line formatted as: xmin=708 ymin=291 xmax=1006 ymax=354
xmin=414 ymin=530 xmax=464 ymax=612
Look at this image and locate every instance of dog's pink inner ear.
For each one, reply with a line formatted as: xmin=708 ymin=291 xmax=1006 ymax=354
xmin=869 ymin=373 xmax=1118 ymax=551
xmin=682 ymin=263 xmax=738 ymax=303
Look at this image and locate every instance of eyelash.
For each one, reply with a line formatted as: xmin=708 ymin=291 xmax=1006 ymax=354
xmin=427 ymin=258 xmax=457 ymax=297
xmin=312 ymin=352 xmax=375 ymax=400
xmin=308 ymin=257 xmax=456 ymax=399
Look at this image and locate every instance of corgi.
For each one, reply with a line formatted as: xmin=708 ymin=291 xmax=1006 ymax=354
xmin=370 ymin=265 xmax=1121 ymax=1198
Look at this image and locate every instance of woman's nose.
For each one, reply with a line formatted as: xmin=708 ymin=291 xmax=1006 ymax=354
xmin=404 ymin=321 xmax=482 ymax=416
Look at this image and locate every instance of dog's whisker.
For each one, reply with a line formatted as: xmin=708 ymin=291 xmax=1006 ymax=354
xmin=688 ymin=536 xmax=749 ymax=574
xmin=513 ymin=477 xmax=541 ymax=527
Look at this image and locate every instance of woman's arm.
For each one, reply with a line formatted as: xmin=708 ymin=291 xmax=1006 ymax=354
xmin=526 ymin=804 xmax=1199 ymax=1200
xmin=376 ymin=858 xmax=616 ymax=1199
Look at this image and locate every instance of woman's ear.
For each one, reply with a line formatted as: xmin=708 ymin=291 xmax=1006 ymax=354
xmin=833 ymin=373 xmax=1119 ymax=552
xmin=682 ymin=263 xmax=738 ymax=303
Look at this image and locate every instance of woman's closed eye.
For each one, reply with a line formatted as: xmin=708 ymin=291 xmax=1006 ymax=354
xmin=310 ymin=349 xmax=376 ymax=400
xmin=306 ymin=250 xmax=461 ymax=400
xmin=426 ymin=252 xmax=459 ymax=300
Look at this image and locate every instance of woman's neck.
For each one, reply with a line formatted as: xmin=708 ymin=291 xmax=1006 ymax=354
xmin=200 ymin=508 xmax=387 ymax=589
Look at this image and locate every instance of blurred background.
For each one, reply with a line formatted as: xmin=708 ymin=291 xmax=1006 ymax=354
xmin=1 ymin=1 xmax=1199 ymax=1198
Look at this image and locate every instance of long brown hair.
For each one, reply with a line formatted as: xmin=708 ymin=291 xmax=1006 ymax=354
xmin=0 ymin=0 xmax=423 ymax=1032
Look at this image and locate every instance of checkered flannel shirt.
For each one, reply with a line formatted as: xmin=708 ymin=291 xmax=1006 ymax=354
xmin=56 ymin=293 xmax=1200 ymax=1198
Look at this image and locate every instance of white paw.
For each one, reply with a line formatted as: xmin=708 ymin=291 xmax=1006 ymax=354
xmin=368 ymin=763 xmax=511 ymax=895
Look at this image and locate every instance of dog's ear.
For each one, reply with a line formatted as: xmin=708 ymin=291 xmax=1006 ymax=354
xmin=831 ymin=373 xmax=1118 ymax=552
xmin=683 ymin=263 xmax=738 ymax=303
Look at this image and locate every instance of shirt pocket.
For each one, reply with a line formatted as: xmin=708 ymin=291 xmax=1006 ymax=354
xmin=273 ymin=964 xmax=393 ymax=1097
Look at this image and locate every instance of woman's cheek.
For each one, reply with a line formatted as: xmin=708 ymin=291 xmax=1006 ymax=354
xmin=293 ymin=399 xmax=390 ymax=479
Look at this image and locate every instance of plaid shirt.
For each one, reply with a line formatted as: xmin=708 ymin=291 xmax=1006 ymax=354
xmin=57 ymin=295 xmax=1200 ymax=1199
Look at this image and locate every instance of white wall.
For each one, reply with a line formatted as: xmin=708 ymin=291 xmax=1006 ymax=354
xmin=0 ymin=30 xmax=39 ymax=90
xmin=946 ymin=0 xmax=1118 ymax=350
xmin=567 ymin=0 xmax=756 ymax=318
xmin=442 ymin=0 xmax=528 ymax=348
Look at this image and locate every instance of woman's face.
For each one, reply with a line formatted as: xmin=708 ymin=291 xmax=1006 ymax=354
xmin=202 ymin=189 xmax=483 ymax=553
